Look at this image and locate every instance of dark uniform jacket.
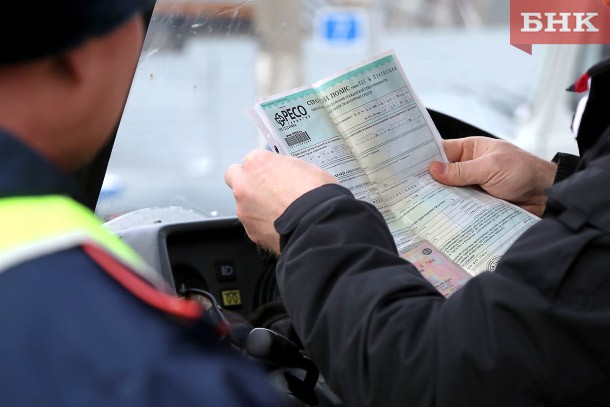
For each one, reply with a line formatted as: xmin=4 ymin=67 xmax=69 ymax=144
xmin=0 ymin=132 xmax=280 ymax=406
xmin=274 ymin=58 xmax=610 ymax=406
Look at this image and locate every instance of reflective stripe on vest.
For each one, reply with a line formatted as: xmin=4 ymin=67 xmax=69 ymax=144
xmin=0 ymin=195 xmax=145 ymax=274
xmin=0 ymin=195 xmax=202 ymax=320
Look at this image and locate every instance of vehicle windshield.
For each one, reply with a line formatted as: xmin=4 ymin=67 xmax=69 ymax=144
xmin=96 ymin=0 xmax=607 ymax=221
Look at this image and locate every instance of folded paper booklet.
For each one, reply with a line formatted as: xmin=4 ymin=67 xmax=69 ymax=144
xmin=248 ymin=49 xmax=539 ymax=297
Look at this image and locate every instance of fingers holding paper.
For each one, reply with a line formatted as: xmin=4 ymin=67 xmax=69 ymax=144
xmin=225 ymin=149 xmax=337 ymax=254
xmin=428 ymin=137 xmax=558 ymax=217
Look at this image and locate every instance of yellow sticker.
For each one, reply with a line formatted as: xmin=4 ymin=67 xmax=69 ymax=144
xmin=221 ymin=290 xmax=242 ymax=307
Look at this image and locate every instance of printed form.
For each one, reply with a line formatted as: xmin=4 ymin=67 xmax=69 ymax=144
xmin=250 ymin=50 xmax=538 ymax=296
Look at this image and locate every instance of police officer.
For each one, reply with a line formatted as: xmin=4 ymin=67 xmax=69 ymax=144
xmin=0 ymin=2 xmax=280 ymax=406
xmin=226 ymin=56 xmax=610 ymax=406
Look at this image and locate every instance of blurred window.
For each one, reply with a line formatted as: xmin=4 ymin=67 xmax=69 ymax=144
xmin=97 ymin=0 xmax=606 ymax=220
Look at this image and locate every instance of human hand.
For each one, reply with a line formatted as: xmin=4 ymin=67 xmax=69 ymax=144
xmin=225 ymin=149 xmax=337 ymax=254
xmin=429 ymin=137 xmax=558 ymax=217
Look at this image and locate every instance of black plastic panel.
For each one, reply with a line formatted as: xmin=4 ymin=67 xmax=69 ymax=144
xmin=166 ymin=221 xmax=277 ymax=317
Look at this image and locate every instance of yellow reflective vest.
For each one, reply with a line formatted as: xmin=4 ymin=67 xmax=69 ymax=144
xmin=0 ymin=195 xmax=202 ymax=319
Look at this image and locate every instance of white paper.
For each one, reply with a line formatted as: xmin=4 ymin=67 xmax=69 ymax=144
xmin=249 ymin=49 xmax=539 ymax=288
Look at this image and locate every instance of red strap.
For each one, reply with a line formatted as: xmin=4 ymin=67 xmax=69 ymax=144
xmin=83 ymin=242 xmax=203 ymax=320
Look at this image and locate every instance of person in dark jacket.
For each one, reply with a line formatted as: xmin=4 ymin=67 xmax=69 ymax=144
xmin=225 ymin=56 xmax=610 ymax=406
xmin=0 ymin=2 xmax=280 ymax=406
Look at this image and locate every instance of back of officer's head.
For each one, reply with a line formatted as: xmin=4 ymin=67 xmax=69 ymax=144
xmin=0 ymin=0 xmax=155 ymax=65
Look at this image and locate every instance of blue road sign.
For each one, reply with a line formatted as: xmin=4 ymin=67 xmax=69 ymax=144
xmin=317 ymin=8 xmax=367 ymax=49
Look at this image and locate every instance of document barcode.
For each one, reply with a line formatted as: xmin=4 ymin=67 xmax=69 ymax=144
xmin=284 ymin=131 xmax=311 ymax=147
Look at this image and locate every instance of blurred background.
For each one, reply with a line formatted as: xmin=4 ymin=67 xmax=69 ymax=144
xmin=97 ymin=0 xmax=609 ymax=220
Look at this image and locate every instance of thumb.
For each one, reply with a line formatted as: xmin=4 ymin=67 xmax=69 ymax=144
xmin=429 ymin=160 xmax=485 ymax=187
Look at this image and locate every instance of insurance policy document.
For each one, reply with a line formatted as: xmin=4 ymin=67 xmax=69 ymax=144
xmin=249 ymin=50 xmax=538 ymax=296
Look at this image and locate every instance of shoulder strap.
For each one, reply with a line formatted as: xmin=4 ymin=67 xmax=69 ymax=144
xmin=0 ymin=195 xmax=143 ymax=270
xmin=0 ymin=195 xmax=204 ymax=321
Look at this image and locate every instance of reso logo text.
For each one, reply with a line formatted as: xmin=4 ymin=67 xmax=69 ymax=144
xmin=275 ymin=105 xmax=308 ymax=127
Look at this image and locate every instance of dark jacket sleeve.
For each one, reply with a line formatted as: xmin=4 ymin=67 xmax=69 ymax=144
xmin=274 ymin=183 xmax=610 ymax=407
xmin=551 ymin=152 xmax=581 ymax=184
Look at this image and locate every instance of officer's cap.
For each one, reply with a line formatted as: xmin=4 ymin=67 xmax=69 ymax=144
xmin=1 ymin=0 xmax=155 ymax=65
